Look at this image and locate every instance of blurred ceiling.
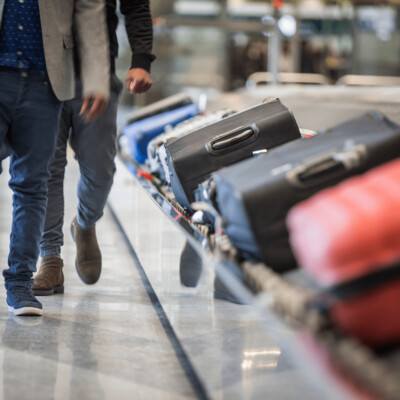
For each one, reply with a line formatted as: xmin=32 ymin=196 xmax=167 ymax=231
xmin=325 ymin=0 xmax=400 ymax=5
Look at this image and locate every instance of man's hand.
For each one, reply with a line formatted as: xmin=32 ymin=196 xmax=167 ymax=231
xmin=80 ymin=94 xmax=108 ymax=122
xmin=126 ymin=68 xmax=152 ymax=94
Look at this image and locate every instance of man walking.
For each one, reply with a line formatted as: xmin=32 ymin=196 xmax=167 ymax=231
xmin=33 ymin=1 xmax=154 ymax=295
xmin=0 ymin=0 xmax=110 ymax=315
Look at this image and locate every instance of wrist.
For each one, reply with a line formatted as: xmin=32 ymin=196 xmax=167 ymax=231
xmin=130 ymin=53 xmax=155 ymax=73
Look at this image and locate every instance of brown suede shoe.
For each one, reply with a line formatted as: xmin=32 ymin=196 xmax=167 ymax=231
xmin=33 ymin=257 xmax=64 ymax=296
xmin=70 ymin=217 xmax=102 ymax=284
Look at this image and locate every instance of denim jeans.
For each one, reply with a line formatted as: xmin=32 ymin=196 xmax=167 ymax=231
xmin=0 ymin=67 xmax=62 ymax=289
xmin=39 ymin=74 xmax=122 ymax=258
xmin=0 ymin=134 xmax=11 ymax=174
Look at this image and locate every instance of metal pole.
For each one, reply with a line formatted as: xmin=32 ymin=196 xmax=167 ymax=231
xmin=351 ymin=4 xmax=358 ymax=74
xmin=219 ymin=0 xmax=230 ymax=91
xmin=268 ymin=9 xmax=281 ymax=85
xmin=292 ymin=4 xmax=301 ymax=73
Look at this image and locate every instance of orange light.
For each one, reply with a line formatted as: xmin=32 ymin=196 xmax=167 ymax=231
xmin=272 ymin=0 xmax=283 ymax=9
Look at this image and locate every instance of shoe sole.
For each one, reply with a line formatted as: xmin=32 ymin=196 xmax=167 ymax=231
xmin=33 ymin=286 xmax=64 ymax=296
xmin=8 ymin=306 xmax=43 ymax=316
xmin=75 ymin=261 xmax=100 ymax=285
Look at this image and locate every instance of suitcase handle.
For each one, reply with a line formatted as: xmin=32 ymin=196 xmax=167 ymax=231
xmin=206 ymin=124 xmax=259 ymax=155
xmin=287 ymin=145 xmax=367 ymax=188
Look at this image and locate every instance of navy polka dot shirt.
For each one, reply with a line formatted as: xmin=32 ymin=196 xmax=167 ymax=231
xmin=0 ymin=0 xmax=46 ymax=71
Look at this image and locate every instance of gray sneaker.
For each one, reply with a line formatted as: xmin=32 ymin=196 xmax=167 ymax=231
xmin=7 ymin=286 xmax=43 ymax=316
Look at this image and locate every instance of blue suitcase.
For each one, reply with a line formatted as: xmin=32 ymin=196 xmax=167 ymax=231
xmin=126 ymin=93 xmax=193 ymax=125
xmin=121 ymin=104 xmax=200 ymax=164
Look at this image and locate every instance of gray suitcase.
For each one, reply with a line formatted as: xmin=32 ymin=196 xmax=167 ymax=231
xmin=166 ymin=98 xmax=302 ymax=210
xmin=147 ymin=109 xmax=236 ymax=184
xmin=208 ymin=111 xmax=400 ymax=272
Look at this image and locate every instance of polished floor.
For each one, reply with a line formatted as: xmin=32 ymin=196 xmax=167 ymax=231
xmin=0 ymin=156 xmax=197 ymax=400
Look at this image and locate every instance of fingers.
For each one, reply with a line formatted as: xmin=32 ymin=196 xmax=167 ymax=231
xmin=80 ymin=97 xmax=91 ymax=116
xmin=86 ymin=96 xmax=107 ymax=121
xmin=129 ymin=79 xmax=138 ymax=93
xmin=81 ymin=95 xmax=108 ymax=122
xmin=127 ymin=78 xmax=152 ymax=94
xmin=143 ymin=79 xmax=152 ymax=92
xmin=126 ymin=69 xmax=153 ymax=94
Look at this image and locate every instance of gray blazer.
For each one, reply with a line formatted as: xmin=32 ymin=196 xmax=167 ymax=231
xmin=0 ymin=0 xmax=110 ymax=101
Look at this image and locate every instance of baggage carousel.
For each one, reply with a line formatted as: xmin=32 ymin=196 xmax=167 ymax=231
xmin=0 ymin=85 xmax=399 ymax=399
xmin=110 ymin=86 xmax=400 ymax=400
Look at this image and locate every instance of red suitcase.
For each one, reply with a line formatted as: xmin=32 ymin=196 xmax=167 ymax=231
xmin=287 ymin=158 xmax=400 ymax=346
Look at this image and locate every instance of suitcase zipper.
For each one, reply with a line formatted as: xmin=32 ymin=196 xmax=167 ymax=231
xmin=309 ymin=261 xmax=400 ymax=311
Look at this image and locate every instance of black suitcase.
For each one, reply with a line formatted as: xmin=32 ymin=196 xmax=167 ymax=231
xmin=126 ymin=93 xmax=193 ymax=125
xmin=208 ymin=111 xmax=400 ymax=272
xmin=166 ymin=98 xmax=301 ymax=210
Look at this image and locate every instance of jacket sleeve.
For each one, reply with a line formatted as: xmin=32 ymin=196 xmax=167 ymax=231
xmin=120 ymin=0 xmax=156 ymax=72
xmin=74 ymin=0 xmax=110 ymax=99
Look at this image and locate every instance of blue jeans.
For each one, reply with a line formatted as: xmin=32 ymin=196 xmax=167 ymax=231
xmin=39 ymin=74 xmax=122 ymax=258
xmin=0 ymin=68 xmax=62 ymax=289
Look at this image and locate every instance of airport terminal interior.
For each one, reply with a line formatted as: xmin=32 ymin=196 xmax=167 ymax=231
xmin=1 ymin=0 xmax=400 ymax=399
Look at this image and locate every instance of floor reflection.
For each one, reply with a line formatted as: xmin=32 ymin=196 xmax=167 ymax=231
xmin=179 ymin=240 xmax=203 ymax=288
xmin=0 ymin=156 xmax=198 ymax=399
xmin=2 ymin=298 xmax=63 ymax=400
xmin=241 ymin=347 xmax=282 ymax=371
xmin=67 ymin=296 xmax=104 ymax=400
